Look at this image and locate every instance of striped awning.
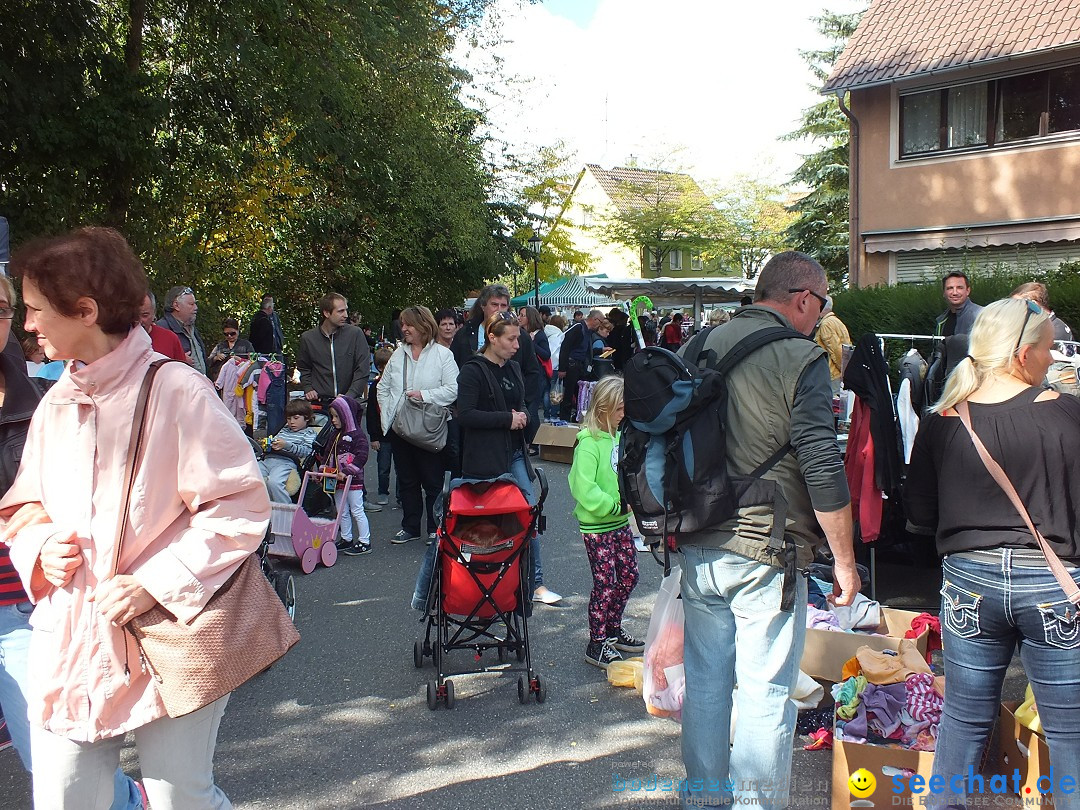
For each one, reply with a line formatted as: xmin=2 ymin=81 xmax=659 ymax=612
xmin=510 ymin=275 xmax=618 ymax=308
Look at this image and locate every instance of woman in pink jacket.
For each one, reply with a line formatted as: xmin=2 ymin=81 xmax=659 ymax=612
xmin=0 ymin=228 xmax=271 ymax=810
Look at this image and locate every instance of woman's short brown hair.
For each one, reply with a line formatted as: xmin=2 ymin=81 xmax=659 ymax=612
xmin=10 ymin=227 xmax=146 ymax=336
xmin=400 ymin=305 xmax=438 ymax=345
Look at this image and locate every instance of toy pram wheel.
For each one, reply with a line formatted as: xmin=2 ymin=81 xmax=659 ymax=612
xmin=517 ymin=675 xmax=529 ymax=705
xmin=274 ymin=571 xmax=297 ymax=622
xmin=413 ymin=640 xmax=425 ymax=669
xmin=533 ymin=675 xmax=546 ymax=704
xmin=497 ymin=645 xmax=508 ymax=664
xmin=427 ymin=681 xmax=439 ymax=711
xmin=320 ymin=540 xmax=337 ymax=567
xmin=300 ymin=547 xmax=319 ymax=574
xmin=444 ymin=679 xmax=455 ymax=709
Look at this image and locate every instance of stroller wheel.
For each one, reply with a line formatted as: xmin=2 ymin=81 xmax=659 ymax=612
xmin=497 ymin=645 xmax=509 ymax=664
xmin=413 ymin=640 xmax=425 ymax=669
xmin=427 ymin=681 xmax=439 ymax=711
xmin=516 ymin=644 xmax=526 ymax=662
xmin=517 ymin=675 xmax=530 ymax=705
xmin=533 ymin=674 xmax=547 ymax=704
xmin=300 ymin=547 xmax=319 ymax=574
xmin=444 ymin=679 xmax=455 ymax=709
xmin=273 ymin=570 xmax=297 ymax=622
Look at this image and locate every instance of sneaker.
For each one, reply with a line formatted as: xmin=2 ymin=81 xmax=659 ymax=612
xmin=377 ymin=494 xmax=390 ymax=505
xmin=610 ymin=628 xmax=645 ymax=653
xmin=633 ymin=535 xmax=650 ymax=553
xmin=585 ymin=638 xmax=623 ymax=669
xmin=335 ymin=538 xmax=351 ymax=551
xmin=343 ymin=542 xmax=371 ymax=556
xmin=426 ymin=532 xmax=437 ymax=545
xmin=391 ymin=530 xmax=420 ymax=545
xmin=365 ymin=501 xmax=383 ymax=512
xmin=532 ymin=586 xmax=563 ymax=605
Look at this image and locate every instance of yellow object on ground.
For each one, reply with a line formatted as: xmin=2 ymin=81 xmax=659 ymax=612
xmin=608 ymin=657 xmax=643 ymax=689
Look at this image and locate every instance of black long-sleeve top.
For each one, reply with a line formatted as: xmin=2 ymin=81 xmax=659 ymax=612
xmin=904 ymin=387 xmax=1080 ymax=558
xmin=456 ymin=355 xmax=530 ymax=480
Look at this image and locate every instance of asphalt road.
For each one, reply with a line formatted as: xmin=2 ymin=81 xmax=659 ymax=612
xmin=0 ymin=455 xmax=1026 ymax=810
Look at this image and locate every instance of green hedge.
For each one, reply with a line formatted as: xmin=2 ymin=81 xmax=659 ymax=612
xmin=833 ymin=262 xmax=1080 ymax=345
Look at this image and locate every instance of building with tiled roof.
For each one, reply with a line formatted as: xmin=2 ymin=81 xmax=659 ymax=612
xmin=551 ymin=164 xmax=713 ymax=279
xmin=825 ymin=0 xmax=1080 ymax=286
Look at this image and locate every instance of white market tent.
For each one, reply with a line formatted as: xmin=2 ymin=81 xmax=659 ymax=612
xmin=582 ymin=276 xmax=756 ymax=325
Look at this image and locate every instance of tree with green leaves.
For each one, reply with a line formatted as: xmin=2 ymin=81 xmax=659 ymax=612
xmin=706 ymin=175 xmax=796 ymax=278
xmin=783 ymin=9 xmax=863 ymax=289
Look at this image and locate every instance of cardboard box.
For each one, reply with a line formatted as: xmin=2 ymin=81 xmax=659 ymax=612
xmin=998 ymin=701 xmax=1056 ymax=807
xmin=832 ymin=733 xmax=934 ymax=810
xmin=534 ymin=423 xmax=579 ymax=464
xmin=800 ymin=607 xmax=930 ymax=683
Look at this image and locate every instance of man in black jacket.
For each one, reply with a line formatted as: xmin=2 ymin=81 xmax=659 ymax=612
xmin=557 ymin=308 xmax=602 ymax=421
xmin=450 ymin=284 xmax=542 ymax=440
xmin=248 ymin=294 xmax=284 ymax=354
xmin=296 ymin=292 xmax=371 ymax=407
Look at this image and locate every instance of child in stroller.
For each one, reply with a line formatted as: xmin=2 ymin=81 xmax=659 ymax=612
xmin=259 ymin=399 xmax=318 ymax=503
xmin=413 ymin=470 xmax=549 ymax=709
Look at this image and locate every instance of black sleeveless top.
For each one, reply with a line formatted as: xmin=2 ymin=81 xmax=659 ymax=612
xmin=904 ymin=387 xmax=1080 ymax=558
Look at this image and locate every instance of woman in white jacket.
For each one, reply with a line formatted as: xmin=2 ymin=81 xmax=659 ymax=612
xmin=377 ymin=305 xmax=458 ymax=544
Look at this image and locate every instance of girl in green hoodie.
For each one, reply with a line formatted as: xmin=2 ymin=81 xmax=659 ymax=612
xmin=569 ymin=376 xmax=644 ymax=669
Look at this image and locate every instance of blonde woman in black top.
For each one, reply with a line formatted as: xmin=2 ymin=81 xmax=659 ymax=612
xmin=905 ymin=297 xmax=1080 ymax=810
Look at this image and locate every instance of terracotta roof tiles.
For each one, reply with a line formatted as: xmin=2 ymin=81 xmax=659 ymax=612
xmin=825 ymin=0 xmax=1080 ymax=93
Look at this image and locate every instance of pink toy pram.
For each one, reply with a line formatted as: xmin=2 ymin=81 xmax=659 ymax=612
xmin=413 ymin=470 xmax=549 ymax=709
xmin=267 ymin=471 xmax=352 ymax=574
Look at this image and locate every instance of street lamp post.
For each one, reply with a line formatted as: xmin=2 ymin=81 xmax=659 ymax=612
xmin=528 ymin=232 xmax=541 ymax=309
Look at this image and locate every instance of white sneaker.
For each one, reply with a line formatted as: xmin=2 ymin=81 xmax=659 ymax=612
xmin=634 ymin=536 xmax=650 ymax=552
xmin=532 ymin=586 xmax=562 ymax=605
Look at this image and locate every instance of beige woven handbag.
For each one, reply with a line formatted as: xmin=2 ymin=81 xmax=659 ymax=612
xmin=118 ymin=360 xmax=300 ymax=718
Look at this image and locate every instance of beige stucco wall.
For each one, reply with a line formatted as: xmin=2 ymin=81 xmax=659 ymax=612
xmin=557 ymin=171 xmax=643 ymax=278
xmin=852 ymin=85 xmax=1080 ymax=233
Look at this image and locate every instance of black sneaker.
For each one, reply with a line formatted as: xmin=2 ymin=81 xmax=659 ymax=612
xmin=343 ymin=542 xmax=371 ymax=556
xmin=610 ymin=628 xmax=645 ymax=653
xmin=391 ymin=530 xmax=420 ymax=545
xmin=585 ymin=639 xmax=623 ymax=670
xmin=335 ymin=538 xmax=351 ymax=551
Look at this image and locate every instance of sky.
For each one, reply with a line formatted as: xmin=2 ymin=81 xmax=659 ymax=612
xmin=460 ymin=0 xmax=867 ymax=191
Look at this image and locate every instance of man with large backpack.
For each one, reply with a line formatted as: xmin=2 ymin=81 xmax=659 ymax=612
xmin=676 ymin=252 xmax=858 ymax=809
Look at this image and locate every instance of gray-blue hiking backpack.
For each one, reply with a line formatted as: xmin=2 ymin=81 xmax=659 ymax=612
xmin=618 ymin=326 xmax=806 ymax=551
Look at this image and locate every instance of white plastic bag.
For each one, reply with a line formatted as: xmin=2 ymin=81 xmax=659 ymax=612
xmin=643 ymin=564 xmax=685 ymax=723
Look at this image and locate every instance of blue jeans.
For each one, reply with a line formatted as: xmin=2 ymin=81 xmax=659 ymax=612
xmin=926 ymin=552 xmax=1080 ymax=810
xmin=678 ymin=547 xmax=807 ymax=810
xmin=0 ymin=601 xmax=141 ymax=809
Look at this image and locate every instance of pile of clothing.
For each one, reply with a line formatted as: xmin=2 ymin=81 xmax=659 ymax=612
xmin=833 ymin=640 xmax=944 ymax=751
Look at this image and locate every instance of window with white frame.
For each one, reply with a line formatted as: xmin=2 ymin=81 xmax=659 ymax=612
xmin=691 ymin=253 xmax=703 ymax=271
xmin=669 ymin=250 xmax=683 ymax=271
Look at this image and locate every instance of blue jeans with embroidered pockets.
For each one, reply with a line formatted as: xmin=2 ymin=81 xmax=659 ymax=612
xmin=926 ymin=551 xmax=1080 ymax=810
xmin=678 ymin=545 xmax=807 ymax=810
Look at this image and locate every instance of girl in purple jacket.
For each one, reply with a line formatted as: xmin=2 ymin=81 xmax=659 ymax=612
xmin=326 ymin=395 xmax=371 ymax=555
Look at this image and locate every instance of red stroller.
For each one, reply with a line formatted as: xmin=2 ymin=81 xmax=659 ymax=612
xmin=414 ymin=469 xmax=549 ymax=709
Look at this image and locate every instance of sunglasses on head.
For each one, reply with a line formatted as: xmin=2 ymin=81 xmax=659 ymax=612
xmin=1013 ymin=298 xmax=1043 ymax=356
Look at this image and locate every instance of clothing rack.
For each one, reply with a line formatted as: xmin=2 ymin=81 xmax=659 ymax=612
xmin=875 ymin=333 xmax=944 ymax=342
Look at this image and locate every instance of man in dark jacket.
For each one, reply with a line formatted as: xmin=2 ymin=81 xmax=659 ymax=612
xmin=156 ymin=285 xmax=208 ymax=376
xmin=296 ymin=292 xmax=371 ymax=407
xmin=934 ymin=271 xmax=982 ymax=337
xmin=450 ymin=284 xmax=542 ymax=439
xmin=248 ymin=294 xmax=284 ymax=354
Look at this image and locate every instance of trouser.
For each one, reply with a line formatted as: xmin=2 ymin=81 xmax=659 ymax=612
xmin=390 ymin=429 xmax=445 ymax=537
xmin=582 ymin=526 xmax=639 ymax=642
xmin=924 ymin=552 xmax=1080 ymax=810
xmin=678 ymin=546 xmax=807 ymax=810
xmin=559 ymin=362 xmax=586 ymax=421
xmin=372 ymin=440 xmax=393 ymax=496
xmin=336 ymin=487 xmax=370 ymax=544
xmin=258 ymin=457 xmax=295 ymax=504
xmin=31 ymin=694 xmax=231 ymax=810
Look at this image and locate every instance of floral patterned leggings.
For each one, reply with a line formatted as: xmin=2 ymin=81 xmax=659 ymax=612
xmin=582 ymin=525 xmax=639 ymax=642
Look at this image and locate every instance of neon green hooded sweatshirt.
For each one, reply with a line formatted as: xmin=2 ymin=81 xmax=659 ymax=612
xmin=569 ymin=427 xmax=630 ymax=534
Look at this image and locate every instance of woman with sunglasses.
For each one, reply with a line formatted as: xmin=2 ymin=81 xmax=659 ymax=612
xmin=905 ymin=297 xmax=1080 ymax=809
xmin=207 ymin=317 xmax=255 ymax=380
